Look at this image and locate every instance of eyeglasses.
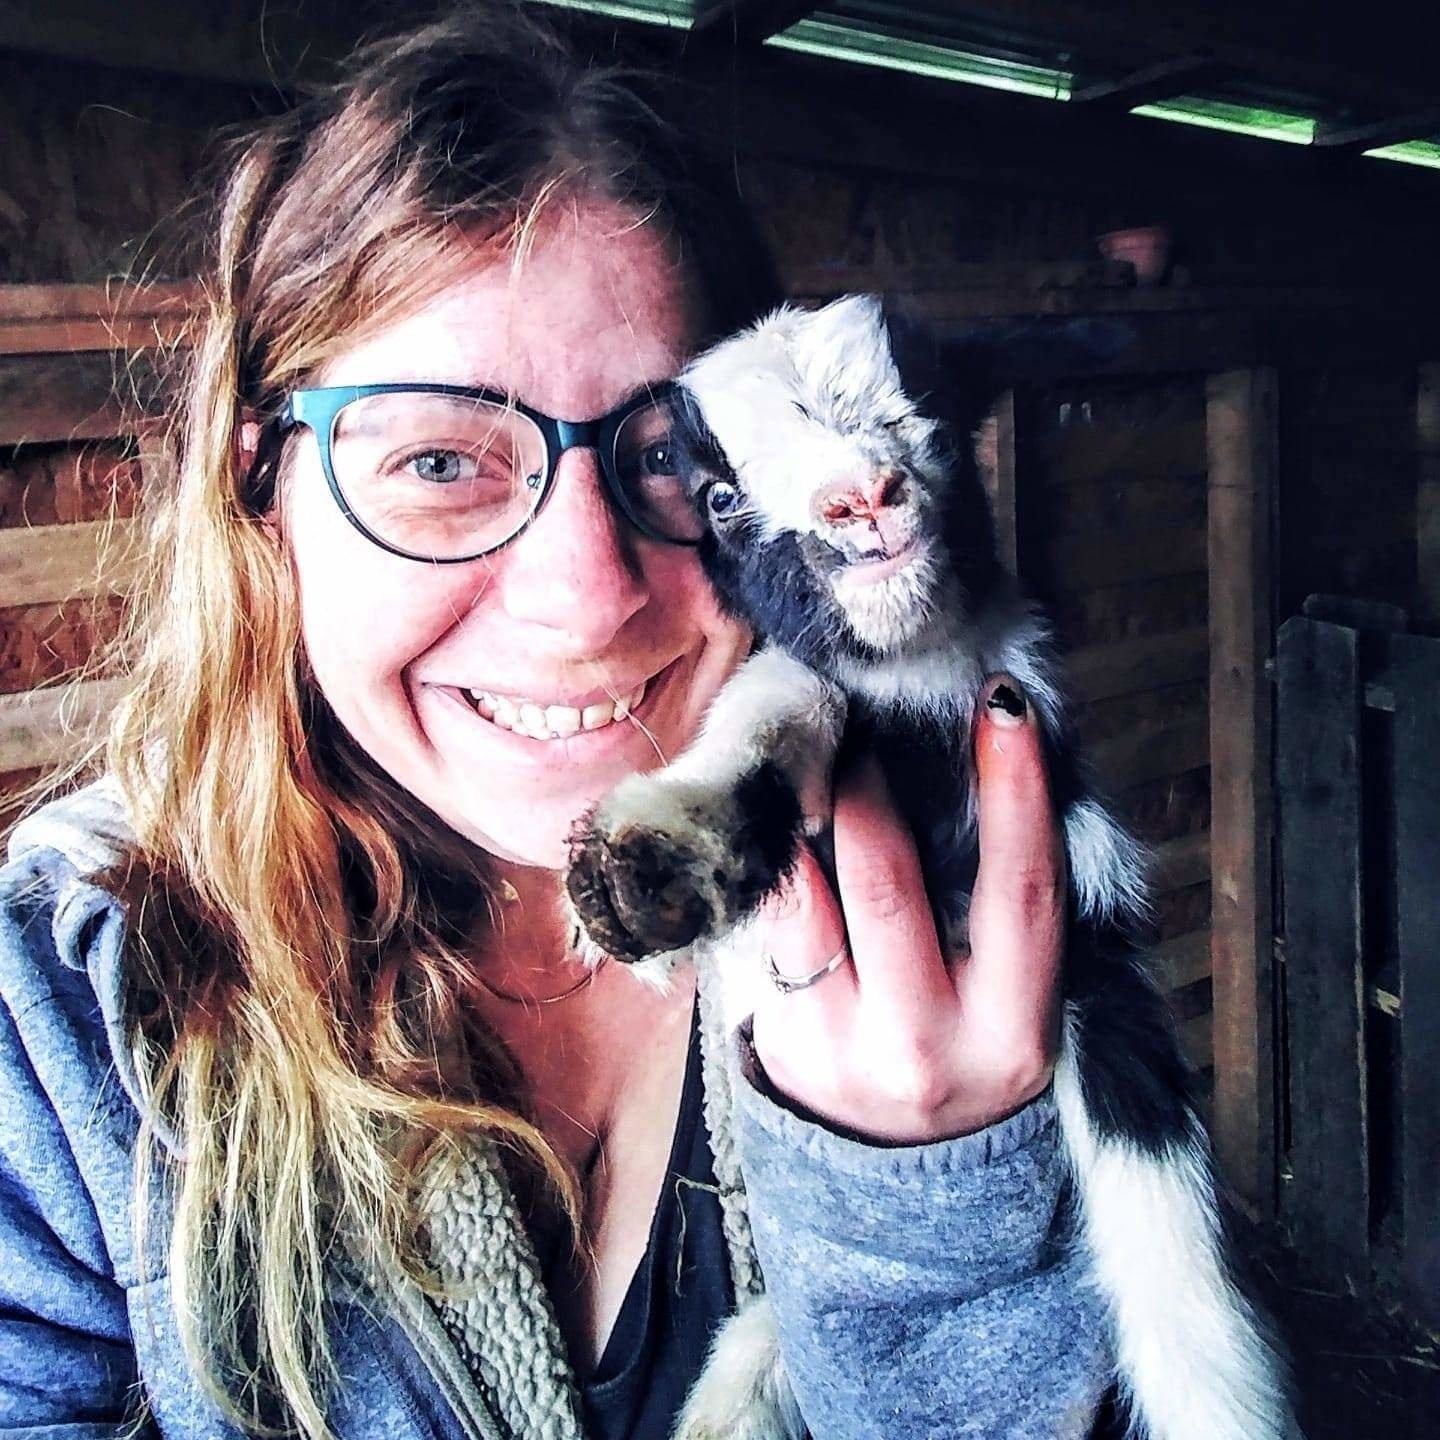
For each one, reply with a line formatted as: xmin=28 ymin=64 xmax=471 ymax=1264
xmin=266 ymin=382 xmax=703 ymax=563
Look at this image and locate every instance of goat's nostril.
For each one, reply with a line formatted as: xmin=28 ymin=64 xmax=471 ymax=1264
xmin=875 ymin=472 xmax=904 ymax=509
xmin=822 ymin=498 xmax=855 ymax=523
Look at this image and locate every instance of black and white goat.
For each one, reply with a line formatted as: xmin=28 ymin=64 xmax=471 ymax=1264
xmin=565 ymin=296 xmax=1298 ymax=1440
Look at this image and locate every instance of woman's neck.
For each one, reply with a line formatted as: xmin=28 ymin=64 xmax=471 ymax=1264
xmin=473 ymin=859 xmax=594 ymax=1003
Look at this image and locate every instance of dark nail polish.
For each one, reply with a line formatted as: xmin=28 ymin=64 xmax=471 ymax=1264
xmin=987 ymin=682 xmax=1026 ymax=718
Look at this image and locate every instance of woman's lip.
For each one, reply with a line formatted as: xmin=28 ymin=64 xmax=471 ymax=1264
xmin=422 ymin=668 xmax=670 ymax=711
xmin=425 ymin=653 xmax=686 ymax=750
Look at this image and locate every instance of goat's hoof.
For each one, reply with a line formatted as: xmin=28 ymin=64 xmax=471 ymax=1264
xmin=565 ymin=764 xmax=801 ymax=964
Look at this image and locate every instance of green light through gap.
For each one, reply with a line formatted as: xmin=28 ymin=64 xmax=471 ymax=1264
xmin=532 ymin=0 xmax=691 ymax=27
xmin=1364 ymin=140 xmax=1440 ymax=170
xmin=1132 ymin=98 xmax=1315 ymax=144
xmin=766 ymin=20 xmax=1071 ymax=100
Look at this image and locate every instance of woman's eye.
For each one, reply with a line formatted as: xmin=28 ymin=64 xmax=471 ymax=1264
xmin=706 ymin=481 xmax=740 ymax=516
xmin=409 ymin=449 xmax=472 ymax=484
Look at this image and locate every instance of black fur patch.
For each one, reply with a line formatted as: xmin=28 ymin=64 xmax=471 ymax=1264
xmin=1066 ymin=928 xmax=1196 ymax=1155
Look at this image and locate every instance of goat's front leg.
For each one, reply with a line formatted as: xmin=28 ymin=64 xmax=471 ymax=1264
xmin=566 ymin=646 xmax=845 ymax=970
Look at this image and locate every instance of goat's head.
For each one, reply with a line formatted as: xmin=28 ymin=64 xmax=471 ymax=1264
xmin=670 ymin=295 xmax=998 ymax=666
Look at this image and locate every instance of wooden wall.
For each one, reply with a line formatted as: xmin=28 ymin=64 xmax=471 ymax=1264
xmin=3 ymin=15 xmax=1439 ymax=1210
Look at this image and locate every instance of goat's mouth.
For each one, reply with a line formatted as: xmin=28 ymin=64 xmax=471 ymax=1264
xmin=831 ymin=536 xmax=925 ymax=590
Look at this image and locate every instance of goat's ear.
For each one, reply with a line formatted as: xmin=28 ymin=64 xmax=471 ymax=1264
xmin=880 ymin=300 xmax=1133 ymax=431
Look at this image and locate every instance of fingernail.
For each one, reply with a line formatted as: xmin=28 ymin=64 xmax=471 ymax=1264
xmin=985 ymin=679 xmax=1027 ymax=727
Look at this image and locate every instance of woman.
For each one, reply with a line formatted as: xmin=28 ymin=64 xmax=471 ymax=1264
xmin=0 ymin=8 xmax=1111 ymax=1438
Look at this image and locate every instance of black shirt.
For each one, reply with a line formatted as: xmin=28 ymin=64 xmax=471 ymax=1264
xmin=539 ymin=1000 xmax=735 ymax=1440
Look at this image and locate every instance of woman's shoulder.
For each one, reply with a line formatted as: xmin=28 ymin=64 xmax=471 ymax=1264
xmin=0 ymin=775 xmax=135 ymax=1022
xmin=0 ymin=776 xmax=156 ymax=1286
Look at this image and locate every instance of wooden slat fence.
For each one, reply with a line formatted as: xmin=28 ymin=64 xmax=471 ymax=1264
xmin=1276 ymin=612 xmax=1440 ymax=1323
xmin=0 ymin=282 xmax=194 ymax=814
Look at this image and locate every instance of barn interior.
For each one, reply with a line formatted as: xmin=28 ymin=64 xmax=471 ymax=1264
xmin=1 ymin=2 xmax=1438 ymax=1434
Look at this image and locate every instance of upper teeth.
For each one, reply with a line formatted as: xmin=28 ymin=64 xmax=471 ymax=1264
xmin=468 ymin=681 xmax=647 ymax=739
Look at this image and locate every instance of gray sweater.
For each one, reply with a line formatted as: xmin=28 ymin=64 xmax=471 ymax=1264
xmin=0 ymin=783 xmax=1112 ymax=1438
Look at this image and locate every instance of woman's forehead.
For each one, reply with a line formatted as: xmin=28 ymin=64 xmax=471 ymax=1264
xmin=316 ymin=203 xmax=699 ymax=416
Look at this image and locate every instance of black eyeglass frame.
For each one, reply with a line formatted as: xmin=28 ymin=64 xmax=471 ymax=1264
xmin=265 ymin=380 xmax=697 ymax=564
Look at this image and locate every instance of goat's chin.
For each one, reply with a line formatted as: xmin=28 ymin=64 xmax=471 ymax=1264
xmin=832 ymin=548 xmax=939 ymax=652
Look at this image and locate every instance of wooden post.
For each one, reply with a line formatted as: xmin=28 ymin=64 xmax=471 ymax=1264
xmin=1417 ymin=364 xmax=1440 ymax=634
xmin=976 ymin=389 xmax=1018 ymax=574
xmin=1205 ymin=368 xmax=1277 ymax=1214
xmin=1275 ymin=617 xmax=1369 ymax=1261
xmin=1387 ymin=632 xmax=1440 ymax=1321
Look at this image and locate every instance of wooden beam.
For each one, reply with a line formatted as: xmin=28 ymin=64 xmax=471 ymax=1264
xmin=1071 ymin=54 xmax=1216 ymax=109
xmin=1152 ymin=928 xmax=1213 ymax=994
xmin=1418 ymin=364 xmax=1440 ymax=634
xmin=1387 ymin=633 xmax=1440 ymax=1325
xmin=1312 ymin=109 xmax=1440 ymax=152
xmin=0 ymin=522 xmax=141 ymax=607
xmin=1206 ymin=367 xmax=1277 ymax=1216
xmin=691 ymin=0 xmax=817 ymax=46
xmin=0 ymin=676 xmax=124 ymax=772
xmin=1066 ymin=626 xmax=1209 ymax=704
xmin=1153 ymin=829 xmax=1211 ymax=895
xmin=1275 ymin=617 xmax=1368 ymax=1261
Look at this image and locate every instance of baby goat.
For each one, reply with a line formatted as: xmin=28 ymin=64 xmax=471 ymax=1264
xmin=566 ymin=296 xmax=1298 ymax=1440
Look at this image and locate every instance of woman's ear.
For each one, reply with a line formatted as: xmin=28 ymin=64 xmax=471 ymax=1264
xmin=238 ymin=416 xmax=282 ymax=540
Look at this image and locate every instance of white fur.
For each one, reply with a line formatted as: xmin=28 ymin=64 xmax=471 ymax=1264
xmin=681 ymin=296 xmax=943 ymax=562
xmin=1054 ymin=1012 xmax=1297 ymax=1440
xmin=1063 ymin=796 xmax=1153 ymax=929
xmin=674 ymin=1298 xmax=805 ymax=1440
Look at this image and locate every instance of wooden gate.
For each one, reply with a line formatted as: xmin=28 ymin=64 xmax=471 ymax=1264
xmin=1275 ymin=606 xmax=1440 ymax=1323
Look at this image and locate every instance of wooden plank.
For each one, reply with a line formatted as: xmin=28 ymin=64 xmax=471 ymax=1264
xmin=1152 ymin=928 xmax=1213 ymax=994
xmin=781 ymin=259 xmax=1136 ymax=296
xmin=1154 ymin=830 xmax=1211 ymax=894
xmin=1090 ymin=716 xmax=1209 ymax=792
xmin=1386 ymin=632 xmax=1440 ymax=1323
xmin=1180 ymin=1012 xmax=1213 ymax=1075
xmin=1275 ymin=616 xmax=1368 ymax=1261
xmin=1207 ymin=367 xmax=1278 ymax=1215
xmin=0 ymin=353 xmax=129 ymax=445
xmin=1040 ymin=526 xmax=1207 ymax=590
xmin=0 ymin=523 xmax=140 ymax=607
xmin=0 ymin=282 xmax=199 ymax=323
xmin=1066 ymin=626 xmax=1209 ymax=703
xmin=975 ymin=390 xmax=1017 ymax=574
xmin=0 ymin=677 xmax=123 ymax=772
xmin=1418 ymin=364 xmax=1440 ymax=634
xmin=0 ymin=315 xmax=193 ymax=357
xmin=0 ymin=282 xmax=199 ymax=356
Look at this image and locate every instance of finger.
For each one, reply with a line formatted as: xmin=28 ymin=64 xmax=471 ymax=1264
xmin=832 ymin=753 xmax=951 ymax=1015
xmin=752 ymin=842 xmax=856 ymax=1020
xmin=965 ymin=675 xmax=1066 ymax=1024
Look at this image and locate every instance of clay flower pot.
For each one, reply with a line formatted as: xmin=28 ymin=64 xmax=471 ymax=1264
xmin=1097 ymin=224 xmax=1173 ymax=286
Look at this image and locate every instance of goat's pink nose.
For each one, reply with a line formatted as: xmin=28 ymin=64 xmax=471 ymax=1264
xmin=814 ymin=471 xmax=905 ymax=525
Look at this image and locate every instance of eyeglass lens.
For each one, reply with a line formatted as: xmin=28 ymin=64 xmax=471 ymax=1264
xmin=328 ymin=392 xmax=702 ymax=560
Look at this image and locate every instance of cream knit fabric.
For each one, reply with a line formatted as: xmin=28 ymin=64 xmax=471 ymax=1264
xmin=414 ymin=966 xmax=763 ymax=1439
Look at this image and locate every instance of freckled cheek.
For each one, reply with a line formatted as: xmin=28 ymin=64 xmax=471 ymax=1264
xmin=281 ymin=469 xmax=478 ymax=706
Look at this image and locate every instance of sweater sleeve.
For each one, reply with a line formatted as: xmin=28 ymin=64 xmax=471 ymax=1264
xmin=730 ymin=1024 xmax=1113 ymax=1440
xmin=0 ymin=870 xmax=155 ymax=1437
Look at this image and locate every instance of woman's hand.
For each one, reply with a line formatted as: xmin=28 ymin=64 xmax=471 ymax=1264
xmin=749 ymin=674 xmax=1067 ymax=1144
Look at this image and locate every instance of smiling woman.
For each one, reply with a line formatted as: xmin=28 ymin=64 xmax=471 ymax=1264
xmin=0 ymin=5 xmax=1116 ymax=1440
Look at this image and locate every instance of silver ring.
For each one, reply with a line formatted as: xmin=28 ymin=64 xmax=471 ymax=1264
xmin=765 ymin=947 xmax=850 ymax=996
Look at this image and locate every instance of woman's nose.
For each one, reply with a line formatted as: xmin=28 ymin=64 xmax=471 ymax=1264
xmin=492 ymin=448 xmax=647 ymax=649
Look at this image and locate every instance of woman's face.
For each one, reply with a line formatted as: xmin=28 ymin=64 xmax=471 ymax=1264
xmin=281 ymin=200 xmax=750 ymax=866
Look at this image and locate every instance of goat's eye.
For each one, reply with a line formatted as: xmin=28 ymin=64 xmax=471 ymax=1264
xmin=706 ymin=481 xmax=740 ymax=517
